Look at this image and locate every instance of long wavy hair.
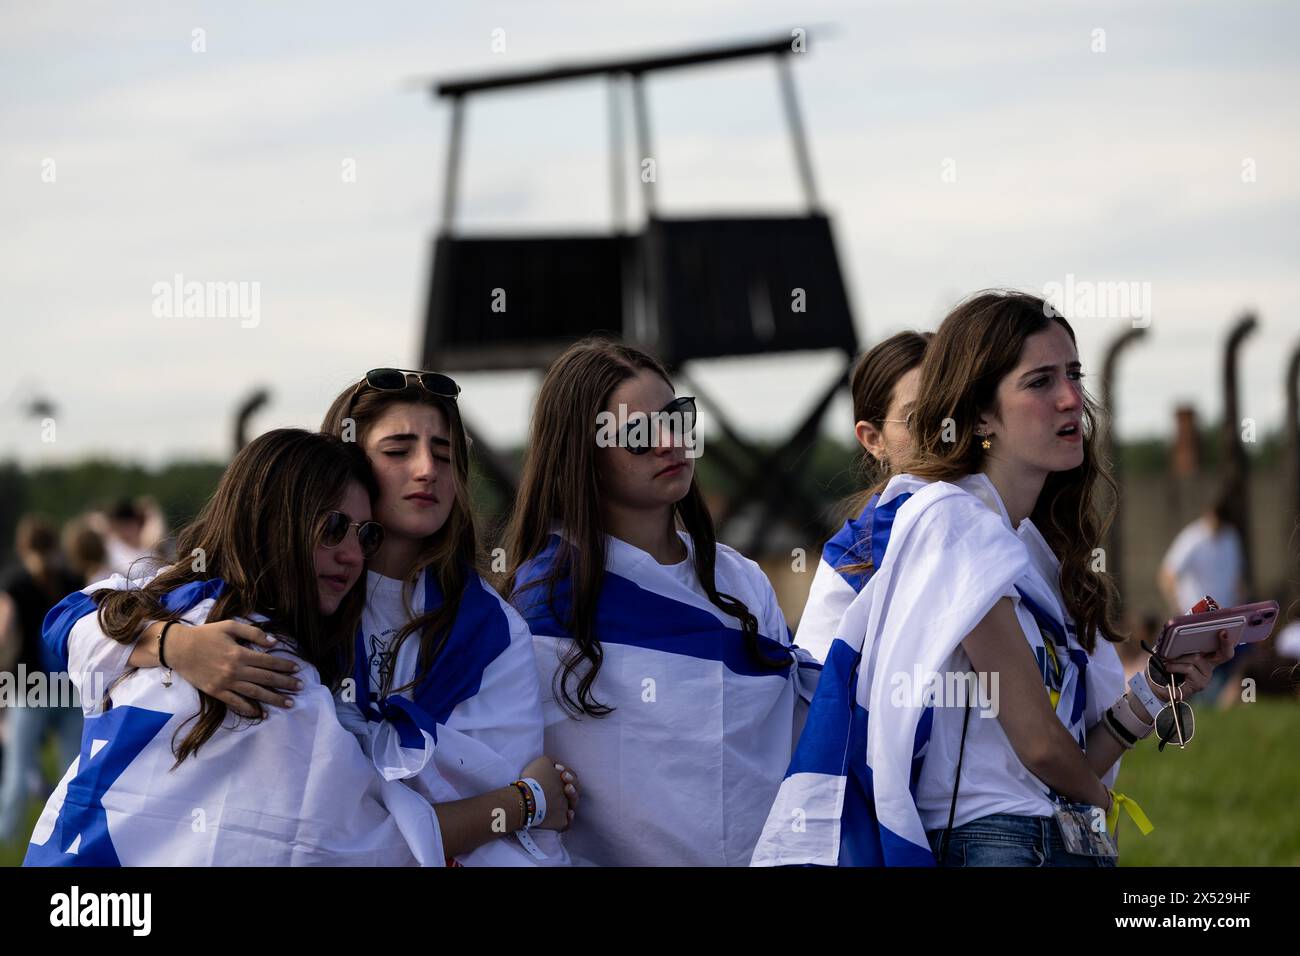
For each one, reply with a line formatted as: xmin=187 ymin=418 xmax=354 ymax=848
xmin=94 ymin=429 xmax=376 ymax=764
xmin=843 ymin=330 xmax=932 ymax=520
xmin=505 ymin=336 xmax=788 ymax=718
xmin=320 ymin=374 xmax=480 ymax=697
xmin=881 ymin=290 xmax=1121 ymax=651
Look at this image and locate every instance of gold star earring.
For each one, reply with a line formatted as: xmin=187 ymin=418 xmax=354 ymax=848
xmin=980 ymin=433 xmax=993 ymax=450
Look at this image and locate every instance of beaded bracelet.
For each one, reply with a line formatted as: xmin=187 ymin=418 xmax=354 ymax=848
xmin=510 ymin=782 xmax=529 ymax=830
xmin=511 ymin=780 xmax=536 ymax=829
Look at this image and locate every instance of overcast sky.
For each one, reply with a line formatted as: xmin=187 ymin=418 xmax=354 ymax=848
xmin=4 ymin=0 xmax=1298 ymax=467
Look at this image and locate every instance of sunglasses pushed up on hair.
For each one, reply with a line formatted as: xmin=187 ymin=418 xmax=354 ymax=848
xmin=345 ymin=368 xmax=473 ymax=447
xmin=360 ymin=368 xmax=460 ymax=399
xmin=319 ymin=511 xmax=385 ymax=558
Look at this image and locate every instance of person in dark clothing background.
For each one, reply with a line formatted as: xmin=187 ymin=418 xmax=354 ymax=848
xmin=0 ymin=516 xmax=85 ymax=845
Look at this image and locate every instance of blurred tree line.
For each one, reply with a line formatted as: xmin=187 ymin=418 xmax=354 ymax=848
xmin=0 ymin=459 xmax=224 ymax=567
xmin=0 ymin=420 xmax=1282 ymax=567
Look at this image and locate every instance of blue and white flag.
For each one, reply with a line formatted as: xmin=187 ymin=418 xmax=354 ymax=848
xmin=341 ymin=567 xmax=570 ymax=866
xmin=27 ymin=578 xmax=445 ymax=866
xmin=795 ymin=495 xmax=880 ymax=663
xmin=42 ymin=573 xmax=205 ymax=684
xmin=751 ymin=473 xmax=1116 ymax=867
xmin=514 ymin=530 xmax=819 ymax=866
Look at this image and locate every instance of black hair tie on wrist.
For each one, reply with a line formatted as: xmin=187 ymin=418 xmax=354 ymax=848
xmin=158 ymin=619 xmax=181 ymax=670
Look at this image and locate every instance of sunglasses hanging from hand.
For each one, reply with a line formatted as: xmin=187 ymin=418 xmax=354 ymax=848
xmin=1141 ymin=640 xmax=1196 ymax=751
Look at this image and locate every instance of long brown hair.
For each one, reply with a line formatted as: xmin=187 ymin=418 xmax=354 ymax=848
xmin=886 ymin=290 xmax=1121 ymax=650
xmin=505 ymin=336 xmax=787 ymax=718
xmin=844 ymin=330 xmax=932 ymax=520
xmin=94 ymin=429 xmax=375 ymax=763
xmin=320 ymin=374 xmax=480 ymax=697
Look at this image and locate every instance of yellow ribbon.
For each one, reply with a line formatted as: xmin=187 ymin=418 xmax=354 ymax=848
xmin=1107 ymin=790 xmax=1154 ymax=837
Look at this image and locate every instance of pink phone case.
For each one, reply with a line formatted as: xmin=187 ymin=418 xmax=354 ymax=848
xmin=1155 ymin=600 xmax=1280 ymax=658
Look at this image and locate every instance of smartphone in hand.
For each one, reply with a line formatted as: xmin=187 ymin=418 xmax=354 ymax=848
xmin=1155 ymin=599 xmax=1279 ymax=659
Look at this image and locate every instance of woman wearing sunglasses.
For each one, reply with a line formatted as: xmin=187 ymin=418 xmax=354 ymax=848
xmin=46 ymin=372 xmax=578 ymax=866
xmin=28 ymin=429 xmax=446 ymax=865
xmin=505 ymin=337 xmax=817 ymax=866
xmin=315 ymin=368 xmax=576 ymax=865
xmin=796 ymin=330 xmax=931 ymax=663
xmin=753 ymin=291 xmax=1234 ymax=868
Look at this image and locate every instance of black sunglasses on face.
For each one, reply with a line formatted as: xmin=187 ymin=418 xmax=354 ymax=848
xmin=320 ymin=511 xmax=385 ymax=558
xmin=618 ymin=396 xmax=698 ymax=455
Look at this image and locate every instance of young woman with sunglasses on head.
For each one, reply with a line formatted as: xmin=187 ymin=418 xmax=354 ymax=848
xmin=316 ymin=369 xmax=576 ymax=865
xmin=29 ymin=429 xmax=446 ymax=865
xmin=754 ymin=291 xmax=1234 ymax=868
xmin=506 ymin=337 xmax=817 ymax=867
xmin=796 ymin=331 xmax=931 ymax=663
xmin=46 ymin=372 xmax=578 ymax=865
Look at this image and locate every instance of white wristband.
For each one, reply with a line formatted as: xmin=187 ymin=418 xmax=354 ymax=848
xmin=513 ymin=830 xmax=550 ymax=861
xmin=521 ymin=777 xmax=547 ymax=828
xmin=1127 ymin=670 xmax=1163 ymax=720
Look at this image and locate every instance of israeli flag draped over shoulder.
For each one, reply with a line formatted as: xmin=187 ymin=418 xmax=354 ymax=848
xmin=27 ymin=576 xmax=445 ymax=866
xmin=750 ymin=473 xmax=1123 ymax=868
xmin=795 ymin=495 xmax=880 ymax=663
xmin=513 ymin=530 xmax=821 ymax=867
xmin=339 ymin=567 xmax=570 ymax=866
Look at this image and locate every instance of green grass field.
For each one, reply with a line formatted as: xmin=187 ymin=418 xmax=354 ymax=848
xmin=1111 ymin=697 xmax=1300 ymax=866
xmin=3 ymin=698 xmax=1297 ymax=867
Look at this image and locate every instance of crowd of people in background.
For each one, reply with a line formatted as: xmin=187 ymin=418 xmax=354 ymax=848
xmin=0 ymin=499 xmax=169 ymax=844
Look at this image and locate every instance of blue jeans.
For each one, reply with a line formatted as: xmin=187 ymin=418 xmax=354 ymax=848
xmin=927 ymin=813 xmax=1117 ymax=867
xmin=0 ymin=703 xmax=83 ymax=843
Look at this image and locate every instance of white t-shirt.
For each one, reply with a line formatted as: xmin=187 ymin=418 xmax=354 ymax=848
xmin=910 ymin=476 xmax=1126 ymax=831
xmin=913 ymin=637 xmax=1125 ymax=831
xmin=529 ymin=531 xmax=804 ymax=866
xmin=104 ymin=537 xmax=156 ymax=579
xmin=349 ymin=568 xmax=570 ymax=867
xmin=361 ymin=571 xmax=409 ymax=697
xmin=1275 ymin=621 xmax=1300 ymax=659
xmin=1161 ymin=517 xmax=1243 ymax=612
